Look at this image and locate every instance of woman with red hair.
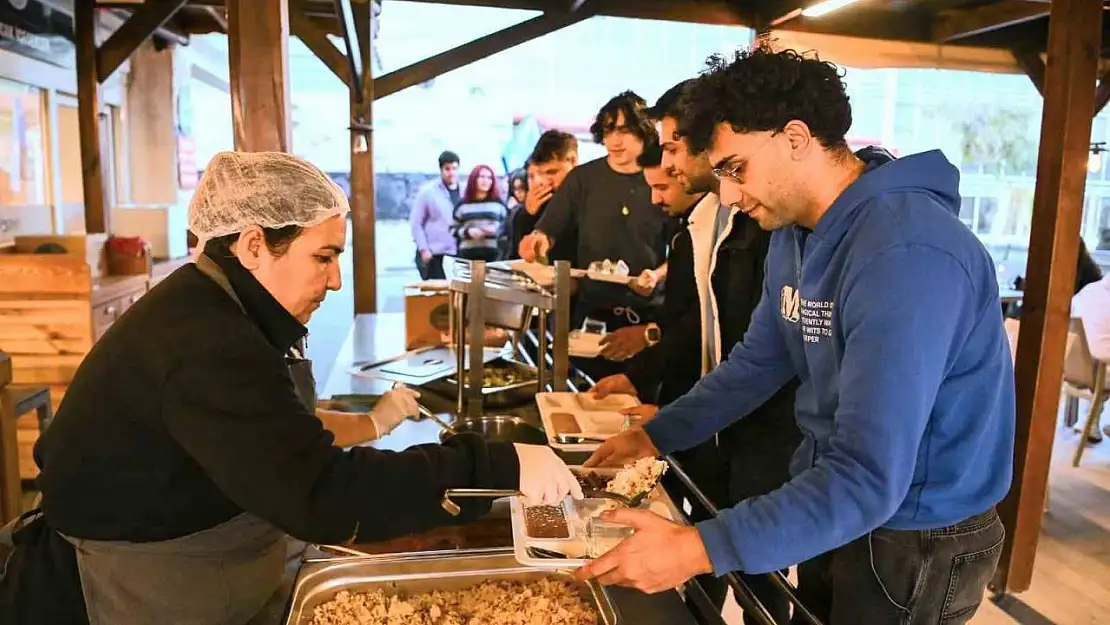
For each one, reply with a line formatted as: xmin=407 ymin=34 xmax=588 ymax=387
xmin=452 ymin=164 xmax=508 ymax=262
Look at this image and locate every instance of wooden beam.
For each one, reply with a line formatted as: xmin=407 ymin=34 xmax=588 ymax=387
xmin=203 ymin=6 xmax=229 ymax=33
xmin=75 ymin=0 xmax=110 ymax=234
xmin=351 ymin=0 xmax=376 ymax=314
xmin=290 ymin=9 xmax=350 ymax=87
xmin=1014 ymin=48 xmax=1110 ymax=117
xmin=1012 ymin=47 xmax=1046 ymax=97
xmin=374 ymin=9 xmax=595 ymax=100
xmin=934 ymin=1 xmax=1050 ymax=42
xmin=227 ymin=0 xmax=292 ymax=152
xmin=333 ymin=0 xmax=365 ymax=101
xmin=993 ymin=0 xmax=1103 ymax=596
xmin=97 ymin=1 xmax=189 ymax=83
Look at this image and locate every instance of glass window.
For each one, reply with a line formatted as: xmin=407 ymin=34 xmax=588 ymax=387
xmin=1098 ymin=198 xmax=1110 ymax=247
xmin=976 ymin=197 xmax=999 ymax=234
xmin=893 ymin=102 xmax=916 ymax=150
xmin=0 ymin=78 xmax=50 ymax=236
xmin=959 ymin=196 xmax=976 ymax=226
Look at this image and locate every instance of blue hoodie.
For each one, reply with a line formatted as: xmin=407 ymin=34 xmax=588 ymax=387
xmin=643 ymin=149 xmax=1015 ymax=575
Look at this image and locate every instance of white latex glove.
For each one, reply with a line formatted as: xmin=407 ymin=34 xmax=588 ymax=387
xmin=369 ymin=386 xmax=420 ymax=436
xmin=513 ymin=443 xmax=584 ymax=506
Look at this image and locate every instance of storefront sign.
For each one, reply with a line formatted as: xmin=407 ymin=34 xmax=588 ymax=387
xmin=0 ymin=0 xmax=75 ymax=68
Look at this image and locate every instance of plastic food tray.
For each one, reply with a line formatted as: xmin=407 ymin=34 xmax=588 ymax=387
xmin=509 ymin=466 xmax=684 ymax=569
xmin=536 ymin=392 xmax=640 ymax=452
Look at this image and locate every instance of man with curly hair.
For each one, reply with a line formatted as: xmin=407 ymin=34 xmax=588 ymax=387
xmin=518 ymin=92 xmax=675 ymax=382
xmin=580 ymin=48 xmax=1014 ymax=625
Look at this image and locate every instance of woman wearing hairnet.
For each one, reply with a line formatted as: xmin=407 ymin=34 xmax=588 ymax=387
xmin=0 ymin=152 xmax=581 ymax=625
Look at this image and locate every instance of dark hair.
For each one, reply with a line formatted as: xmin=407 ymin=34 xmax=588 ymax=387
xmin=462 ymin=164 xmax=503 ymax=204
xmin=677 ymin=47 xmax=852 ymax=155
xmin=438 ymin=150 xmax=460 ymax=168
xmin=636 ymin=139 xmax=664 ymax=169
xmin=1076 ymin=239 xmax=1104 ymax=293
xmin=509 ymin=168 xmax=528 ymax=192
xmin=529 ymin=130 xmax=578 ymax=165
xmin=204 ymin=224 xmax=304 ymax=258
xmin=646 ymin=79 xmax=695 ymax=121
xmin=589 ymin=90 xmax=655 ymax=145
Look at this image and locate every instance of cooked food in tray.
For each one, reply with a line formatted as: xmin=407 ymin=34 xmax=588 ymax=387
xmin=586 ymin=259 xmax=629 ymax=277
xmin=309 ymin=579 xmax=599 ymax=625
xmin=607 ymin=458 xmax=668 ymax=499
xmin=575 ymin=458 xmax=668 ymax=500
xmin=550 ymin=412 xmax=581 ymax=434
xmin=574 ymin=394 xmax=632 ymax=412
xmin=454 ymin=363 xmax=536 ymax=389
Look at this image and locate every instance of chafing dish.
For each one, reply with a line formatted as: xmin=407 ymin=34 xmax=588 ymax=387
xmin=439 ymin=414 xmax=548 ymax=446
xmin=284 ymin=550 xmax=619 ymax=624
xmin=423 ymin=357 xmax=538 ymax=408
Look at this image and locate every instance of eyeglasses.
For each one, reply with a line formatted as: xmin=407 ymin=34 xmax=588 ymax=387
xmin=711 ymin=132 xmax=778 ymax=184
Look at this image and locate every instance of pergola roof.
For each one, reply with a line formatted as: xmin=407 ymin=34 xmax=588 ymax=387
xmin=93 ymin=0 xmax=1104 ymax=58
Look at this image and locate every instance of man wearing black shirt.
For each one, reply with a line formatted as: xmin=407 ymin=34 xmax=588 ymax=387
xmin=519 ymin=91 xmax=674 ymax=381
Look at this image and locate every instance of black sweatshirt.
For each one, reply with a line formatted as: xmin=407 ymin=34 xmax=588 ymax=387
xmin=35 ymin=255 xmax=519 ymax=544
xmin=510 ymin=200 xmax=577 ymax=265
xmin=535 ymin=158 xmax=675 ymax=317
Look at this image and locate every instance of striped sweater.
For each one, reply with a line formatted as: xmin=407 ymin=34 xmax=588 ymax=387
xmin=453 ymin=200 xmax=507 ymax=255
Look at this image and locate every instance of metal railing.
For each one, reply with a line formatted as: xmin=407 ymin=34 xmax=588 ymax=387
xmin=664 ymin=455 xmax=824 ymax=625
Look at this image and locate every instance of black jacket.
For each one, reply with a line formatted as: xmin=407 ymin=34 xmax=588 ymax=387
xmin=626 ymin=204 xmax=701 ymax=404
xmin=509 ymin=200 xmax=577 ymax=265
xmin=34 ymin=254 xmax=519 ymax=545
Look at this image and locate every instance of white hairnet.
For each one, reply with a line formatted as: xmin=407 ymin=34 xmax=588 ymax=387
xmin=188 ymin=151 xmax=350 ymax=247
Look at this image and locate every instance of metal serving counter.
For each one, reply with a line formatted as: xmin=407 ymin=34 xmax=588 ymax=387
xmin=312 ymin=314 xmax=820 ymax=625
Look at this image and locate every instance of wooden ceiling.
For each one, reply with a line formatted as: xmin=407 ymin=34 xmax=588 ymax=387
xmin=91 ymin=0 xmax=1106 ymax=56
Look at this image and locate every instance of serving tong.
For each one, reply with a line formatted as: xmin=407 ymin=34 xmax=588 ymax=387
xmin=440 ymin=488 xmax=521 ymax=516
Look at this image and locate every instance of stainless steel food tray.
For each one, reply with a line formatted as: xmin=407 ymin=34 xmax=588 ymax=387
xmin=284 ymin=550 xmax=619 ymax=624
xmin=350 ymin=345 xmax=504 ymax=386
xmin=422 ymin=357 xmax=539 ymax=408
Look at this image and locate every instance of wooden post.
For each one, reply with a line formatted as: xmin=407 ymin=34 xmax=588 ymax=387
xmin=350 ymin=0 xmax=377 ymax=314
xmin=75 ymin=1 xmax=109 ymax=234
xmin=993 ymin=0 xmax=1103 ymax=595
xmin=227 ymin=0 xmax=292 ymax=152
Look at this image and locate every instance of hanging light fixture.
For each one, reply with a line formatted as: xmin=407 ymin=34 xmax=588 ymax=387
xmin=1089 ymin=142 xmax=1105 ymax=173
xmin=771 ymin=0 xmax=863 ymax=28
xmin=350 ymin=120 xmax=372 ymax=155
xmin=801 ymin=0 xmax=863 ymax=18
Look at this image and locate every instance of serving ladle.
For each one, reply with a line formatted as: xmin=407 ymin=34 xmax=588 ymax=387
xmin=440 ymin=488 xmax=520 ymax=516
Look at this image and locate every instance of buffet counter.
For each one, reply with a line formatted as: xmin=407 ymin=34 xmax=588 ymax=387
xmin=293 ymin=313 xmax=711 ymax=625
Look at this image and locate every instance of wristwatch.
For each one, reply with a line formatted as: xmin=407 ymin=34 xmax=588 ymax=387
xmin=644 ymin=323 xmax=661 ymax=346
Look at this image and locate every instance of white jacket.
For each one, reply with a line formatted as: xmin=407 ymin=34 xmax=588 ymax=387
xmin=1073 ymin=275 xmax=1110 ymax=363
xmin=686 ymin=193 xmax=742 ymax=375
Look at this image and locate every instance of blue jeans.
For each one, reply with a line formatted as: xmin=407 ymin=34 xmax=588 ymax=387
xmin=795 ymin=508 xmax=1004 ymax=625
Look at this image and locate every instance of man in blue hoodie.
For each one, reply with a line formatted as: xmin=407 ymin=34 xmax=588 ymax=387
xmin=577 ymin=47 xmax=1015 ymax=624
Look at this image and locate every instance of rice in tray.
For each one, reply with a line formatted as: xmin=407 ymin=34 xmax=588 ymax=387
xmin=308 ymin=578 xmax=599 ymax=625
xmin=604 ymin=458 xmax=667 ymax=499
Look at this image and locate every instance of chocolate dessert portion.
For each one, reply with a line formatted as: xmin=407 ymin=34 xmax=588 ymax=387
xmin=524 ymin=505 xmax=570 ymax=539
